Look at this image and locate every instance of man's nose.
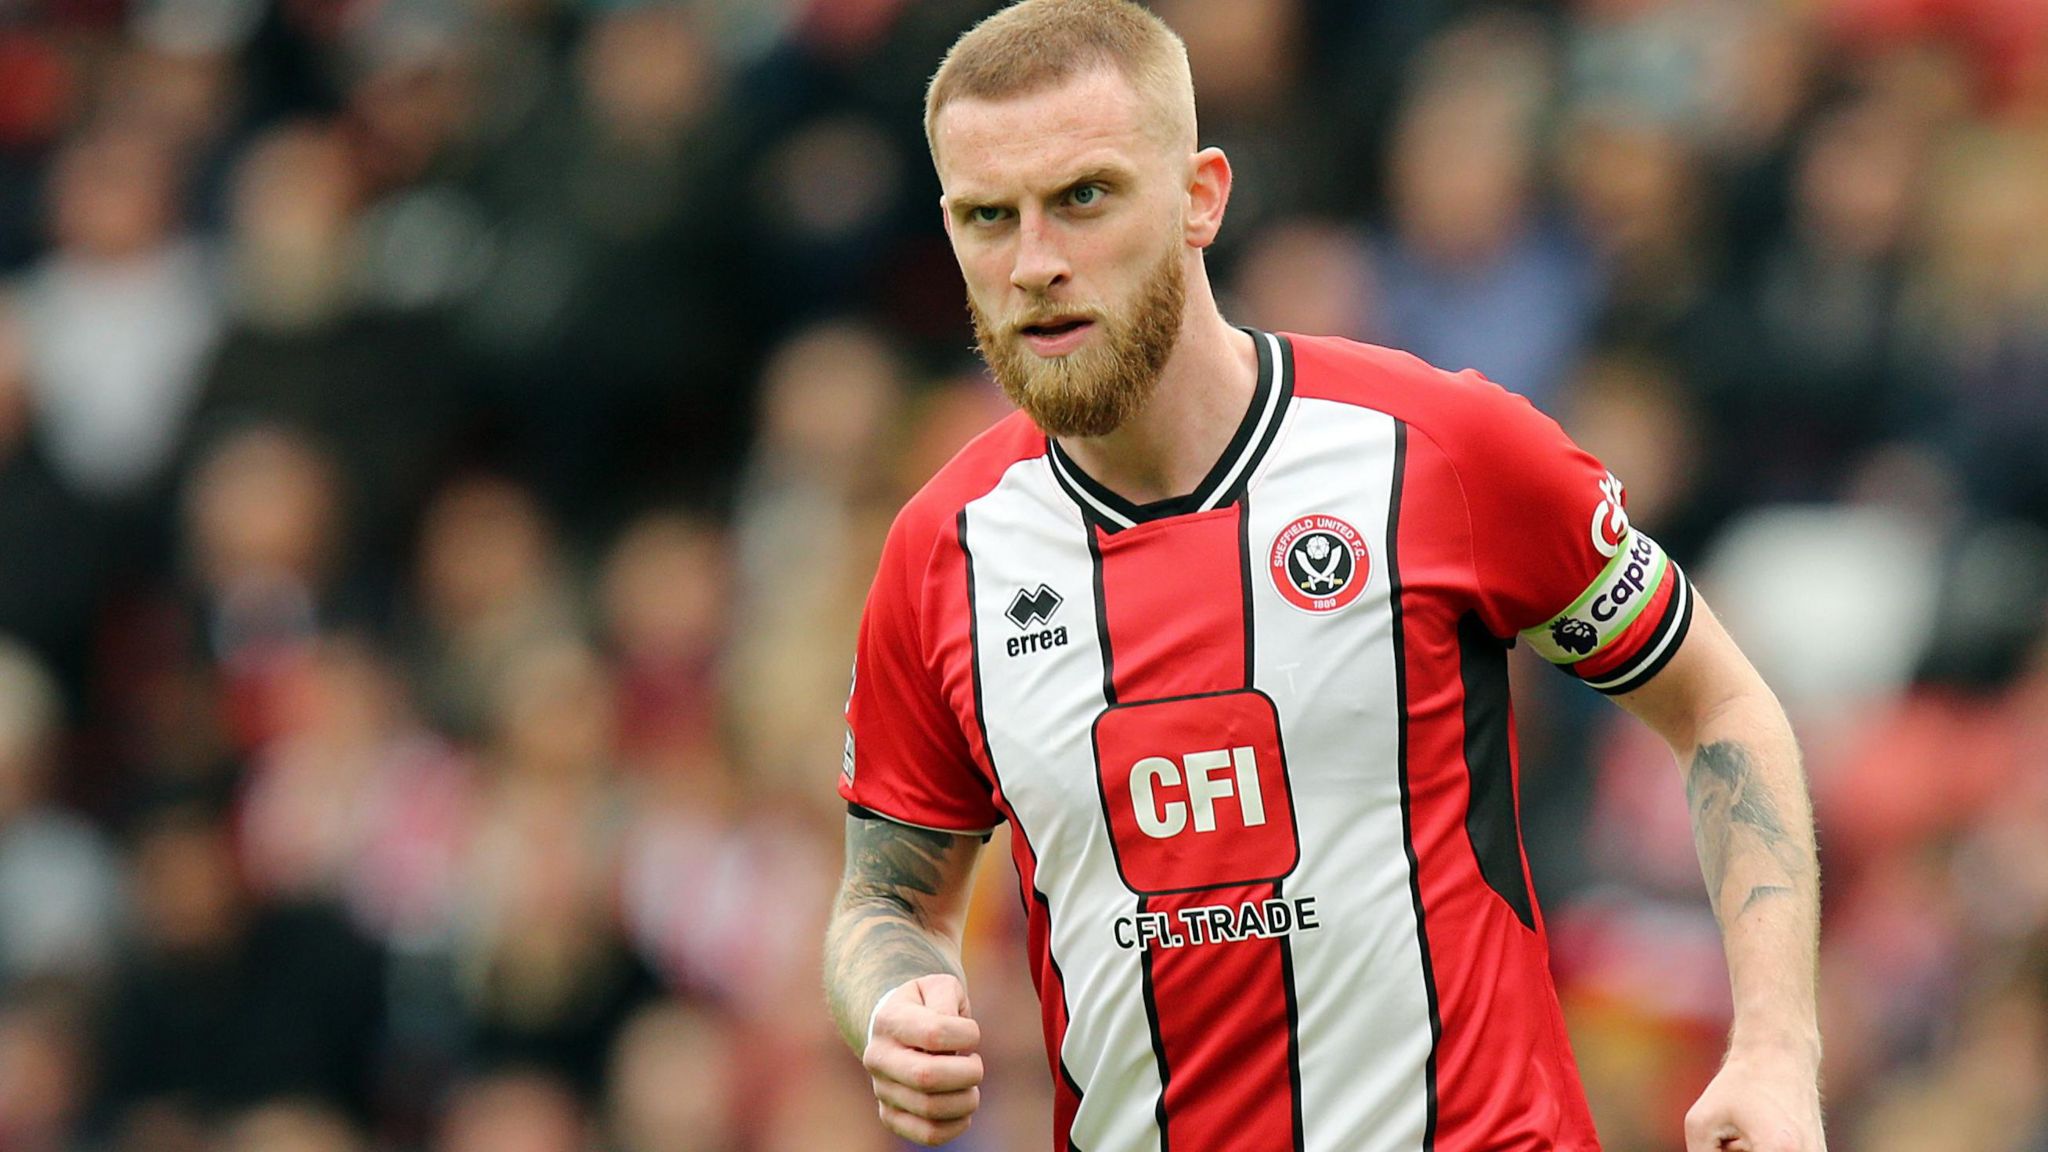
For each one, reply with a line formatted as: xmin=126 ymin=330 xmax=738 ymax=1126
xmin=1010 ymin=215 xmax=1070 ymax=295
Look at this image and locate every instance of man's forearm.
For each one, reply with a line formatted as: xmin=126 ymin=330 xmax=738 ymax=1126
xmin=825 ymin=892 xmax=967 ymax=1052
xmin=824 ymin=817 xmax=979 ymax=1053
xmin=1683 ymin=702 xmax=1821 ymax=1055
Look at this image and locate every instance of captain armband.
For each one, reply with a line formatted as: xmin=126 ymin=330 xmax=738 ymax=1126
xmin=1518 ymin=527 xmax=1695 ymax=696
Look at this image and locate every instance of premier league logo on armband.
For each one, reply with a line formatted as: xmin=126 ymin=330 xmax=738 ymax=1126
xmin=1269 ymin=515 xmax=1370 ymax=614
xmin=1550 ymin=616 xmax=1598 ymax=656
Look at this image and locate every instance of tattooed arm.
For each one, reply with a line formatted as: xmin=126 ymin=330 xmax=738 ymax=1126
xmin=824 ymin=814 xmax=986 ymax=1145
xmin=1616 ymin=594 xmax=1825 ymax=1152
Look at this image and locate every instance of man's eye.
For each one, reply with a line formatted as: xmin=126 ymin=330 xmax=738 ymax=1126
xmin=1070 ymin=185 xmax=1102 ymax=206
xmin=969 ymin=206 xmax=1006 ymax=224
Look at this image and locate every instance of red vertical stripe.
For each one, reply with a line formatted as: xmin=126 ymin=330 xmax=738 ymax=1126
xmin=1094 ymin=508 xmax=1300 ymax=1152
xmin=1010 ymin=826 xmax=1084 ymax=1151
xmin=1096 ymin=511 xmax=1249 ymax=702
xmin=1145 ymin=885 xmax=1295 ymax=1150
xmin=1390 ymin=430 xmax=1602 ymax=1151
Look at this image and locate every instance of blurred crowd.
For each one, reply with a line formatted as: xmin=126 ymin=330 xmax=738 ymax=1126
xmin=0 ymin=0 xmax=2045 ymax=1150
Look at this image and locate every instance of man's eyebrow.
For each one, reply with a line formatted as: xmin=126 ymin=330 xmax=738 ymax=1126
xmin=949 ymin=194 xmax=1006 ymax=218
xmin=1057 ymin=166 xmax=1127 ymax=194
xmin=947 ymin=165 xmax=1133 ymax=219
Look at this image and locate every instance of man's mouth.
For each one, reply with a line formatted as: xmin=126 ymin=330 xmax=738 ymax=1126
xmin=1016 ymin=316 xmax=1096 ymax=355
xmin=1020 ymin=317 xmax=1091 ymax=337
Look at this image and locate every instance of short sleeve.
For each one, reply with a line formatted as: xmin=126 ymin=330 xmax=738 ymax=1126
xmin=838 ymin=509 xmax=1002 ymax=833
xmin=1449 ymin=375 xmax=1695 ymax=696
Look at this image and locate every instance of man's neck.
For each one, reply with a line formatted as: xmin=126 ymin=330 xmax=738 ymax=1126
xmin=1054 ymin=303 xmax=1259 ymax=507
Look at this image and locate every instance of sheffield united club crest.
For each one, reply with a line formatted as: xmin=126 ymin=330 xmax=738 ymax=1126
xmin=1270 ymin=515 xmax=1369 ymax=614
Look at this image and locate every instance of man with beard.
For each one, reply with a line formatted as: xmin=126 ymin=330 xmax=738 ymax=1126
xmin=822 ymin=3 xmax=1825 ymax=1151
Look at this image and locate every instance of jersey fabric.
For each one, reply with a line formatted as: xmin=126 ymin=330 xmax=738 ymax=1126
xmin=840 ymin=331 xmax=1693 ymax=1152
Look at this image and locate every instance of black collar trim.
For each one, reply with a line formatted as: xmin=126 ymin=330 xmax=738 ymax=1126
xmin=1047 ymin=329 xmax=1292 ymax=533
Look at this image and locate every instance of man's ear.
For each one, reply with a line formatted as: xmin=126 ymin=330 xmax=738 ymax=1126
xmin=939 ymin=194 xmax=955 ymax=243
xmin=1185 ymin=146 xmax=1232 ymax=249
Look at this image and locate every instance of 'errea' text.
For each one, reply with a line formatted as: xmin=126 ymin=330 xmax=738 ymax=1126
xmin=1008 ymin=625 xmax=1069 ymax=657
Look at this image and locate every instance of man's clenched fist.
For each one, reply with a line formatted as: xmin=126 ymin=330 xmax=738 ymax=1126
xmin=863 ymin=974 xmax=986 ymax=1145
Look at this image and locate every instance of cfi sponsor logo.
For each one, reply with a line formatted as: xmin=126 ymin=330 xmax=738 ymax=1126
xmin=1590 ymin=472 xmax=1630 ymax=558
xmin=1269 ymin=515 xmax=1369 ymax=614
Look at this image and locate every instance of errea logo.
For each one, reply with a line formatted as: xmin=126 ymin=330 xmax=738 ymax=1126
xmin=1005 ymin=584 xmax=1069 ymax=657
xmin=1006 ymin=584 xmax=1062 ymax=628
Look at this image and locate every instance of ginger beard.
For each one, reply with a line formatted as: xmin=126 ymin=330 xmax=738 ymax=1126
xmin=970 ymin=241 xmax=1187 ymax=438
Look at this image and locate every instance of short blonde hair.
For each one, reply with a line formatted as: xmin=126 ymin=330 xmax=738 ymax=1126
xmin=925 ymin=0 xmax=1197 ymax=160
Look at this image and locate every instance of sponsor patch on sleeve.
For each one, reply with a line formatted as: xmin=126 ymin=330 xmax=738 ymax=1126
xmin=1521 ymin=526 xmax=1670 ymax=665
xmin=840 ymin=658 xmax=857 ymax=781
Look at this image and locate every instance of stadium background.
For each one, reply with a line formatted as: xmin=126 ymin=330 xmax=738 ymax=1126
xmin=0 ymin=0 xmax=2045 ymax=1149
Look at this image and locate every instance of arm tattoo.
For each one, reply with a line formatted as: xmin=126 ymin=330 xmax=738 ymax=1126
xmin=1740 ymin=885 xmax=1793 ymax=916
xmin=844 ymin=816 xmax=954 ymax=905
xmin=1685 ymin=741 xmax=1808 ymax=921
xmin=824 ymin=817 xmax=977 ymax=1052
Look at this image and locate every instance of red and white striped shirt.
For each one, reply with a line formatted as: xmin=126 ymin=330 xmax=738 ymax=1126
xmin=841 ymin=332 xmax=1691 ymax=1152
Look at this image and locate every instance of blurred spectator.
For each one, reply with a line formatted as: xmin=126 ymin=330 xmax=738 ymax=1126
xmin=1152 ymin=0 xmax=1315 ymax=238
xmin=181 ymin=424 xmax=352 ymax=753
xmin=1558 ymin=115 xmax=1718 ymax=356
xmin=0 ymin=294 xmax=105 ymax=702
xmin=342 ymin=0 xmax=493 ymax=320
xmin=754 ymin=1054 xmax=901 ymax=1152
xmin=1554 ymin=348 xmax=1708 ymax=554
xmin=96 ymin=796 xmax=385 ymax=1130
xmin=97 ymin=35 xmax=250 ymax=231
xmin=452 ymin=640 xmax=655 ymax=1095
xmin=435 ymin=1069 xmax=590 ymax=1152
xmin=727 ymin=321 xmax=904 ymax=797
xmin=598 ymin=511 xmax=726 ymax=776
xmin=1824 ymin=0 xmax=2048 ymax=114
xmin=1224 ymin=218 xmax=1377 ymax=342
xmin=1714 ymin=94 xmax=1923 ymax=504
xmin=16 ymin=124 xmax=221 ymax=505
xmin=464 ymin=2 xmax=756 ymax=516
xmin=237 ymin=634 xmax=473 ymax=950
xmin=1894 ymin=126 xmax=2048 ymax=525
xmin=750 ymin=111 xmax=908 ymax=325
xmin=406 ymin=474 xmax=581 ymax=741
xmin=0 ymin=31 xmax=80 ymax=272
xmin=0 ymin=639 xmax=122 ymax=986
xmin=620 ymin=778 xmax=836 ymax=1034
xmin=1372 ymin=21 xmax=1600 ymax=409
xmin=213 ymin=1098 xmax=366 ymax=1152
xmin=891 ymin=370 xmax=1011 ymax=498
xmin=602 ymin=997 xmax=741 ymax=1152
xmin=188 ymin=120 xmax=464 ymax=574
xmin=0 ymin=979 xmax=96 ymax=1152
xmin=1839 ymin=938 xmax=2046 ymax=1152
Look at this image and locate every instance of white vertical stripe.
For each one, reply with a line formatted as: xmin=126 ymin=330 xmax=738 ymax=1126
xmin=964 ymin=459 xmax=1162 ymax=1152
xmin=1246 ymin=399 xmax=1431 ymax=1152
